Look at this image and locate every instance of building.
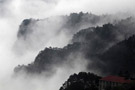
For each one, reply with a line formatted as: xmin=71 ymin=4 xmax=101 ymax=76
xmin=99 ymin=75 xmax=131 ymax=90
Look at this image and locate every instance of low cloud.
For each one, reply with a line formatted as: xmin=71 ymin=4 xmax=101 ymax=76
xmin=0 ymin=0 xmax=135 ymax=90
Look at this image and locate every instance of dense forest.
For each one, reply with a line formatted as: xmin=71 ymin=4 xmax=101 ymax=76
xmin=59 ymin=72 xmax=101 ymax=90
xmin=14 ymin=16 xmax=135 ymax=76
xmin=14 ymin=12 xmax=135 ymax=90
xmin=14 ymin=12 xmax=127 ymax=54
xmin=59 ymin=72 xmax=135 ymax=90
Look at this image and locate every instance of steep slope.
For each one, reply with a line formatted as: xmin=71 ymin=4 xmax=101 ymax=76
xmin=14 ymin=17 xmax=135 ymax=75
xmin=72 ymin=17 xmax=135 ymax=55
xmin=98 ymin=35 xmax=135 ymax=75
xmin=14 ymin=23 xmax=117 ymax=74
xmin=14 ymin=12 xmax=125 ymax=54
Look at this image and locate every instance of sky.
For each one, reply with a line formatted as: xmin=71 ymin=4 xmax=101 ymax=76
xmin=0 ymin=0 xmax=135 ymax=90
xmin=0 ymin=0 xmax=135 ymax=18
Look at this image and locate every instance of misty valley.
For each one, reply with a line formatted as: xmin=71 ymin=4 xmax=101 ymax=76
xmin=12 ymin=12 xmax=135 ymax=90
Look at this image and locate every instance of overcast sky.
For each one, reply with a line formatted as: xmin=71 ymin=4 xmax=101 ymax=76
xmin=0 ymin=0 xmax=135 ymax=19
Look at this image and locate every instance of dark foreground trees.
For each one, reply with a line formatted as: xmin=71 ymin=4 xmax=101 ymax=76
xmin=59 ymin=72 xmax=101 ymax=90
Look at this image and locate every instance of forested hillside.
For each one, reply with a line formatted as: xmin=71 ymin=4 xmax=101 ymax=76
xmin=14 ymin=16 xmax=135 ymax=76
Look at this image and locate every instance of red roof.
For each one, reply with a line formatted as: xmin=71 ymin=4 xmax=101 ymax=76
xmin=100 ymin=76 xmax=131 ymax=83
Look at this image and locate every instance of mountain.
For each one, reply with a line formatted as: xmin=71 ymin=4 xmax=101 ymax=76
xmin=14 ymin=42 xmax=82 ymax=74
xmin=98 ymin=35 xmax=135 ymax=75
xmin=14 ymin=12 xmax=126 ymax=54
xmin=14 ymin=17 xmax=135 ymax=75
xmin=72 ymin=17 xmax=135 ymax=55
xmin=59 ymin=72 xmax=101 ymax=90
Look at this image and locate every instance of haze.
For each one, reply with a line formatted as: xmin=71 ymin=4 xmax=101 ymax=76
xmin=0 ymin=0 xmax=134 ymax=90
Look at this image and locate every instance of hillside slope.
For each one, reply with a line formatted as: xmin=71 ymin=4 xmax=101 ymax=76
xmin=14 ymin=17 xmax=135 ymax=76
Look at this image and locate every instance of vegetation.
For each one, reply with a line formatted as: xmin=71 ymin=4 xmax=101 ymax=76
xmin=59 ymin=72 xmax=101 ymax=90
xmin=15 ymin=17 xmax=135 ymax=76
xmin=14 ymin=13 xmax=135 ymax=90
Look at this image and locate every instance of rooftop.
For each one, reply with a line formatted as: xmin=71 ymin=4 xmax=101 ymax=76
xmin=100 ymin=76 xmax=131 ymax=83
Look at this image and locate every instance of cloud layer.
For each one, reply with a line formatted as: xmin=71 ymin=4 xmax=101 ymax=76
xmin=0 ymin=0 xmax=135 ymax=90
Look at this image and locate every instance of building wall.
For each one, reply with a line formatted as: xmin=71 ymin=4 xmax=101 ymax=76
xmin=99 ymin=80 xmax=122 ymax=90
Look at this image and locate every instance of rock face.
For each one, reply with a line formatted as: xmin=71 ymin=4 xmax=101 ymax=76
xmin=17 ymin=12 xmax=119 ymax=39
xmin=14 ymin=17 xmax=135 ymax=75
xmin=17 ymin=19 xmax=36 ymax=39
xmin=59 ymin=72 xmax=101 ymax=90
xmin=14 ymin=12 xmax=123 ymax=54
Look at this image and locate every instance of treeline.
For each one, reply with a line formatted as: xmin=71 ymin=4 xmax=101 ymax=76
xmin=14 ymin=17 xmax=135 ymax=76
xmin=59 ymin=72 xmax=101 ymax=90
